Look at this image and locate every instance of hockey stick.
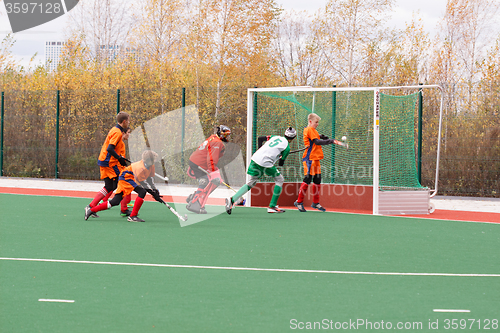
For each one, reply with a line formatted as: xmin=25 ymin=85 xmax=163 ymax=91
xmin=289 ymin=146 xmax=307 ymax=154
xmin=140 ymin=177 xmax=188 ymax=222
xmin=123 ymin=157 xmax=169 ymax=181
xmin=158 ymin=197 xmax=188 ymax=222
xmin=197 ymin=165 xmax=237 ymax=193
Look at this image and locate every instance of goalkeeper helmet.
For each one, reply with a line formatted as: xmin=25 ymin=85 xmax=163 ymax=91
xmin=284 ymin=127 xmax=297 ymax=140
xmin=217 ymin=125 xmax=231 ymax=142
xmin=142 ymin=150 xmax=158 ymax=168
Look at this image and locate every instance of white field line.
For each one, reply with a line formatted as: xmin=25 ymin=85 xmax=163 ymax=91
xmin=1 ymin=257 xmax=500 ymax=277
xmin=39 ymin=299 xmax=74 ymax=303
xmin=433 ymin=309 xmax=470 ymax=313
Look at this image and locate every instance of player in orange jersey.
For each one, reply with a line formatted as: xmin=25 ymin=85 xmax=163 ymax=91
xmin=294 ymin=113 xmax=337 ymax=212
xmin=185 ymin=125 xmax=231 ymax=214
xmin=86 ymin=112 xmax=131 ymax=218
xmin=85 ymin=150 xmax=163 ymax=222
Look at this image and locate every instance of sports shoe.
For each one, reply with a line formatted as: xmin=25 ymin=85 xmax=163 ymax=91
xmin=268 ymin=206 xmax=285 ymax=213
xmin=311 ymin=202 xmax=326 ymax=212
xmin=186 ymin=202 xmax=207 ymax=214
xmin=120 ymin=209 xmax=132 ymax=217
xmin=127 ymin=215 xmax=145 ymax=222
xmin=86 ymin=205 xmax=99 ymax=218
xmin=294 ymin=201 xmax=306 ymax=212
xmin=84 ymin=205 xmax=94 ymax=220
xmin=225 ymin=197 xmax=234 ymax=215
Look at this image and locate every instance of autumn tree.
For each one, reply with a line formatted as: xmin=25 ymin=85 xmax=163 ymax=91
xmin=67 ymin=0 xmax=136 ymax=65
xmin=0 ymin=34 xmax=17 ymax=72
xmin=431 ymin=0 xmax=500 ymax=114
xmin=314 ymin=0 xmax=394 ymax=86
xmin=271 ymin=10 xmax=329 ymax=86
xmin=358 ymin=14 xmax=430 ymax=86
xmin=186 ymin=0 xmax=279 ymax=120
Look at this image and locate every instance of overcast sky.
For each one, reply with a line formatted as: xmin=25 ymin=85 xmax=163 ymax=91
xmin=0 ymin=0 xmax=448 ymax=69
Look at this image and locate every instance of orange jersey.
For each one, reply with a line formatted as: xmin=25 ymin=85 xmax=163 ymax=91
xmin=97 ymin=125 xmax=126 ymax=168
xmin=302 ymin=126 xmax=323 ymax=161
xmin=189 ymin=134 xmax=225 ymax=172
xmin=117 ymin=161 xmax=155 ymax=196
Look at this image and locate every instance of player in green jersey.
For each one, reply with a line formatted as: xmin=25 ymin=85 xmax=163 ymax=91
xmin=225 ymin=127 xmax=296 ymax=214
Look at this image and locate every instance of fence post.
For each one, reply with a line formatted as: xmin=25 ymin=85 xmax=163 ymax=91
xmin=417 ymin=83 xmax=423 ymax=184
xmin=181 ymin=88 xmax=186 ymax=181
xmin=0 ymin=92 xmax=4 ymax=176
xmin=55 ymin=90 xmax=60 ymax=179
xmin=116 ymin=89 xmax=120 ymax=114
xmin=331 ymin=85 xmax=337 ymax=183
xmin=252 ymin=88 xmax=258 ymax=155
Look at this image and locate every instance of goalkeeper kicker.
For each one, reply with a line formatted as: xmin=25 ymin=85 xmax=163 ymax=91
xmin=225 ymin=127 xmax=297 ymax=214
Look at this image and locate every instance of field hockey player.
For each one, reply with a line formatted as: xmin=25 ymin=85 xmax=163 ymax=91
xmin=225 ymin=127 xmax=297 ymax=214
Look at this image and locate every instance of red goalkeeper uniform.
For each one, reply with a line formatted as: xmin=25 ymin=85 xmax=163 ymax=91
xmin=189 ymin=134 xmax=226 ymax=172
xmin=186 ymin=133 xmax=227 ymax=214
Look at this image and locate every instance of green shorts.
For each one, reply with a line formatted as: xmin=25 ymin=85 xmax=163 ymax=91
xmin=247 ymin=160 xmax=281 ymax=178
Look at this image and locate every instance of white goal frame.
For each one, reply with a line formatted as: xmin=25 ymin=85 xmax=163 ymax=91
xmin=246 ymin=85 xmax=444 ymax=215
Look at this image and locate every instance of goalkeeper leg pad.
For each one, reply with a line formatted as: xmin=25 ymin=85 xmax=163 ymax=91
xmin=187 ymin=181 xmax=218 ymax=213
xmin=186 ymin=200 xmax=208 ymax=214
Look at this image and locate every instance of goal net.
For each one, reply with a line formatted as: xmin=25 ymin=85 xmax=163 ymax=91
xmin=246 ymin=86 xmax=443 ymax=214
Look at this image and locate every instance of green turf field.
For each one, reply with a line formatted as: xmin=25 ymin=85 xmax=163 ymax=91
xmin=1 ymin=193 xmax=499 ymax=332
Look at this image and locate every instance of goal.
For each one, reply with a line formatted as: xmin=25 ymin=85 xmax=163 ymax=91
xmin=245 ymin=86 xmax=444 ymax=215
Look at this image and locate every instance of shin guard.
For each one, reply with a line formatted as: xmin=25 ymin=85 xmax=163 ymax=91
xmin=297 ymin=182 xmax=309 ymax=203
xmin=312 ymin=184 xmax=320 ymax=204
xmin=121 ymin=194 xmax=131 ymax=212
xmin=92 ymin=201 xmax=111 ymax=213
xmin=90 ymin=188 xmax=108 ymax=207
xmin=131 ymin=197 xmax=144 ymax=217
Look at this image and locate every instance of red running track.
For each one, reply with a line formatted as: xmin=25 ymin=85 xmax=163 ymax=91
xmin=1 ymin=187 xmax=499 ymax=223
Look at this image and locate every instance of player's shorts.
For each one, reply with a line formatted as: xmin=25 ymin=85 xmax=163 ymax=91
xmin=100 ymin=165 xmax=121 ymax=180
xmin=303 ymin=160 xmax=321 ymax=176
xmin=247 ymin=160 xmax=281 ymax=178
xmin=116 ymin=178 xmax=138 ymax=197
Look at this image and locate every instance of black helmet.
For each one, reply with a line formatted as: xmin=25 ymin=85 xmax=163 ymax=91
xmin=217 ymin=125 xmax=231 ymax=142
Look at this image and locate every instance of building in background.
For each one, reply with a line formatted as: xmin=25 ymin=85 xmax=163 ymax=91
xmin=98 ymin=45 xmax=143 ymax=66
xmin=45 ymin=41 xmax=65 ymax=71
xmin=45 ymin=41 xmax=142 ymax=70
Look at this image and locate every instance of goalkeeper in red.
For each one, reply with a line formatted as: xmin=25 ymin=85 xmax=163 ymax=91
xmin=186 ymin=125 xmax=231 ymax=214
xmin=225 ymin=127 xmax=297 ymax=214
xmin=84 ymin=150 xmax=163 ymax=222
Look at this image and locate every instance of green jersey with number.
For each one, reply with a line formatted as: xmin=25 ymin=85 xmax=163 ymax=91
xmin=251 ymin=135 xmax=290 ymax=168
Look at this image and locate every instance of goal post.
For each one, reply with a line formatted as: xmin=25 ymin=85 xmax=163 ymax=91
xmin=245 ymin=85 xmax=444 ymax=215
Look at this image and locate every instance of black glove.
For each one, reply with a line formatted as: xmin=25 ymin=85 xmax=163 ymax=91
xmin=118 ymin=156 xmax=128 ymax=166
xmin=319 ymin=134 xmax=329 ymax=140
xmin=278 ymin=158 xmax=285 ymax=166
xmin=150 ymin=189 xmax=163 ymax=202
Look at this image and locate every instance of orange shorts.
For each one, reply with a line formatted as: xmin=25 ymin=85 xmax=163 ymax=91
xmin=100 ymin=165 xmax=121 ymax=180
xmin=116 ymin=179 xmax=136 ymax=197
xmin=303 ymin=160 xmax=321 ymax=176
